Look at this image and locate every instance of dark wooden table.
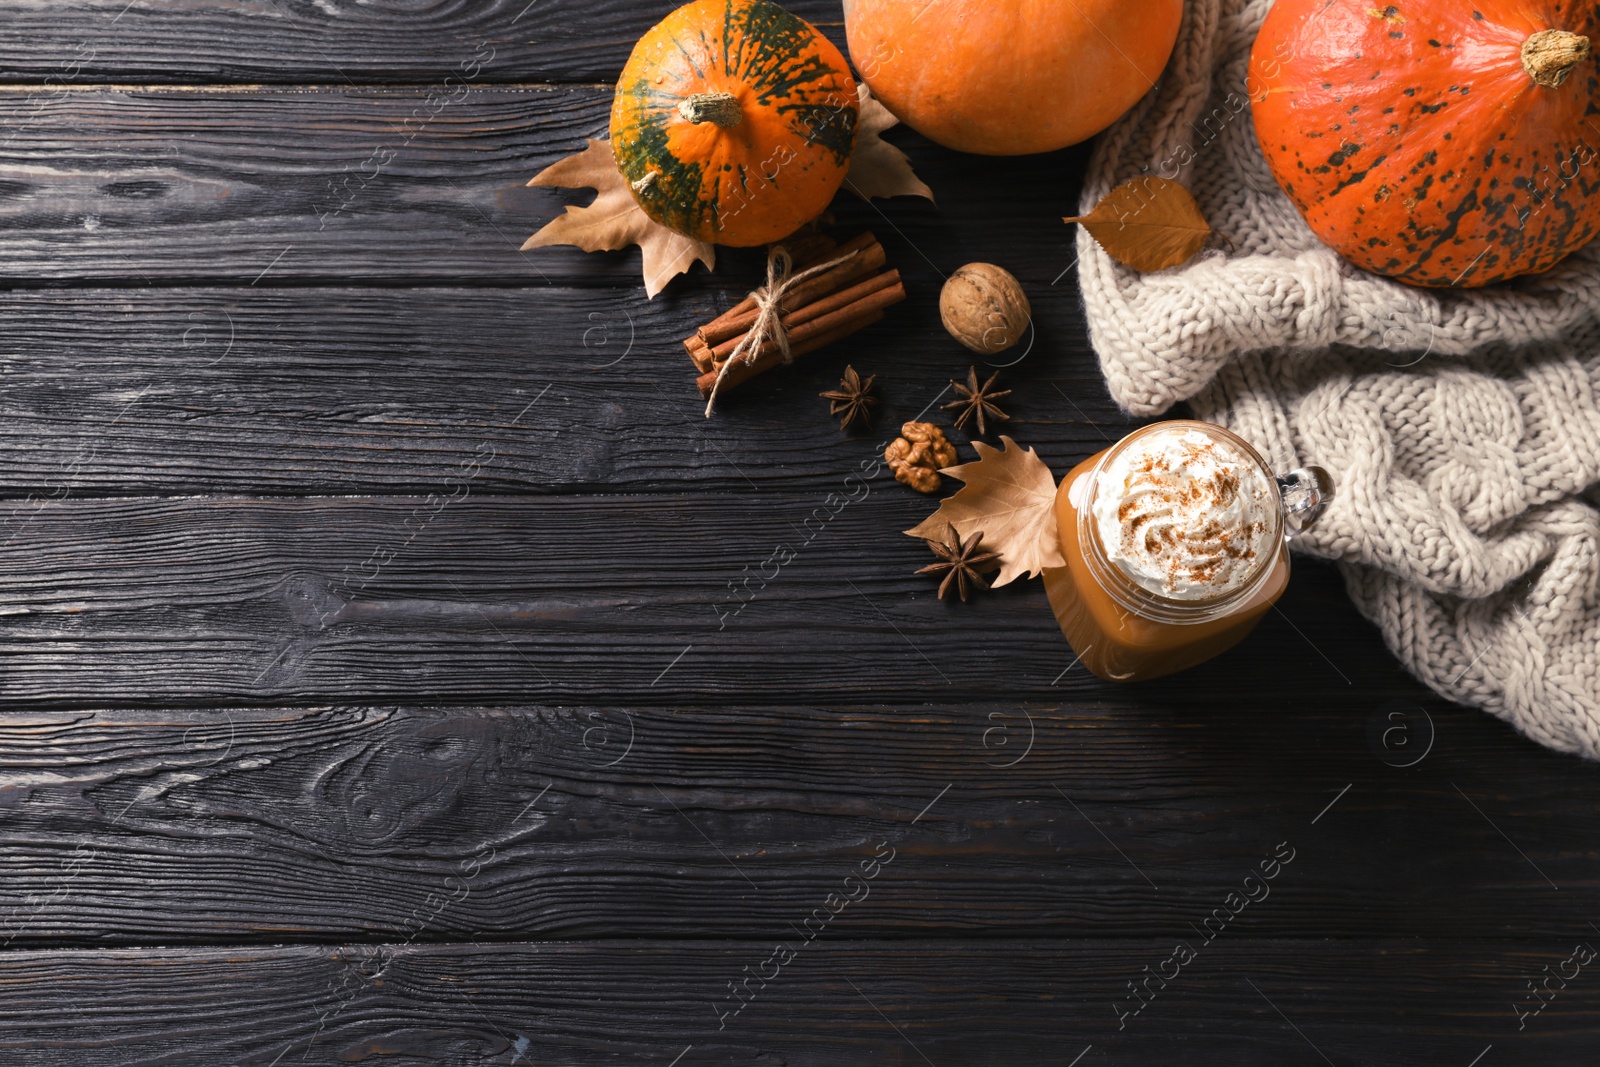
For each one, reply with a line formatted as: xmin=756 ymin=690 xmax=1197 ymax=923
xmin=0 ymin=3 xmax=1596 ymax=1064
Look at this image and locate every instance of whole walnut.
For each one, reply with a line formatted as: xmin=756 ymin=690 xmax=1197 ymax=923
xmin=940 ymin=263 xmax=1032 ymax=355
xmin=886 ymin=421 xmax=958 ymax=494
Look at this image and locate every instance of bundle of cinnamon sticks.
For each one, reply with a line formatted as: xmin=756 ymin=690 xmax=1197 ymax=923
xmin=686 ymin=231 xmax=905 ymax=400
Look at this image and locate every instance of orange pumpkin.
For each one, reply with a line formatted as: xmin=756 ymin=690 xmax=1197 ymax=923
xmin=842 ymin=0 xmax=1184 ymax=156
xmin=1250 ymin=1 xmax=1600 ymax=288
xmin=611 ymin=0 xmax=859 ymax=247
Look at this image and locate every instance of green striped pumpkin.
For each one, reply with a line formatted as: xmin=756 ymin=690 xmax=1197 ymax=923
xmin=610 ymin=0 xmax=859 ymax=247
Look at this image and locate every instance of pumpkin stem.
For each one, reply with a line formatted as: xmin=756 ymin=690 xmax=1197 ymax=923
xmin=678 ymin=91 xmax=743 ymax=128
xmin=1523 ymin=29 xmax=1592 ymax=88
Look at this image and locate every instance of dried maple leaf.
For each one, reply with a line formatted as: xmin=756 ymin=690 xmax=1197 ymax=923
xmin=845 ymin=84 xmax=935 ymax=204
xmin=1064 ymin=177 xmax=1212 ymax=273
xmin=523 ymin=139 xmax=715 ymax=299
xmin=905 ymin=436 xmax=1063 ymax=588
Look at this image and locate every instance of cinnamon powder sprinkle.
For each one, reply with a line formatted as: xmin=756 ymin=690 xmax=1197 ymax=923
xmin=1102 ymin=434 xmax=1269 ymax=596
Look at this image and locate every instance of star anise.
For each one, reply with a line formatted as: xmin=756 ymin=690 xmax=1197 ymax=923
xmin=916 ymin=523 xmax=1000 ymax=602
xmin=820 ymin=365 xmax=880 ymax=431
xmin=942 ymin=366 xmax=1012 ymax=435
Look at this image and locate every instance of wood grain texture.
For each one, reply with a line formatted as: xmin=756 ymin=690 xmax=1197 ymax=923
xmin=0 ymin=0 xmax=847 ymax=85
xmin=0 ymin=493 xmax=1426 ymax=707
xmin=0 ymin=85 xmax=1081 ymax=286
xmin=0 ymin=285 xmax=1116 ymax=494
xmin=0 ymin=940 xmax=1591 ymax=1065
xmin=4 ymin=10 xmax=1596 ymax=1063
xmin=0 ymin=700 xmax=1591 ymax=944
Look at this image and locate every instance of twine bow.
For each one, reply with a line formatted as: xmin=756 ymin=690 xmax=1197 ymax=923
xmin=703 ymin=243 xmax=862 ymax=417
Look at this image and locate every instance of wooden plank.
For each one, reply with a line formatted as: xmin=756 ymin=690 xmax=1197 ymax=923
xmin=0 ymin=698 xmax=1592 ymax=943
xmin=0 ymin=1 xmax=848 ymax=85
xmin=0 ymin=86 xmax=1084 ymax=286
xmin=0 ymin=940 xmax=1587 ymax=1063
xmin=0 ymin=493 xmax=1419 ymax=706
xmin=0 ymin=286 xmax=1119 ymax=494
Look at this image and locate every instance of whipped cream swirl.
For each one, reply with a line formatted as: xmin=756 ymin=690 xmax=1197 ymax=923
xmin=1090 ymin=428 xmax=1276 ymax=601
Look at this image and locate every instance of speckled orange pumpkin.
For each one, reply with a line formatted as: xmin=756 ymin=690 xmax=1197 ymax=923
xmin=610 ymin=0 xmax=858 ymax=247
xmin=1250 ymin=1 xmax=1600 ymax=288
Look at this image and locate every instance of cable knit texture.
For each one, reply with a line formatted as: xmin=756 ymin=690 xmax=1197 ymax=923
xmin=1079 ymin=0 xmax=1600 ymax=758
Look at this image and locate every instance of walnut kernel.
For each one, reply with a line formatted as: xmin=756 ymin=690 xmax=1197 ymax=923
xmin=886 ymin=421 xmax=958 ymax=494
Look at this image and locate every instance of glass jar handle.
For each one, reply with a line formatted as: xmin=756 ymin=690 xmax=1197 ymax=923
xmin=1276 ymin=466 xmax=1334 ymax=540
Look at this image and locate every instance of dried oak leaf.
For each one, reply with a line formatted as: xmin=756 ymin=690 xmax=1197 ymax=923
xmin=845 ymin=84 xmax=935 ymax=204
xmin=905 ymin=436 xmax=1063 ymax=588
xmin=1064 ymin=177 xmax=1211 ymax=273
xmin=523 ymin=138 xmax=715 ymax=299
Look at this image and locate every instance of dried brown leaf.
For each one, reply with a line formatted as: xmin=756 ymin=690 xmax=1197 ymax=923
xmin=904 ymin=436 xmax=1063 ymax=588
xmin=523 ymin=139 xmax=715 ymax=299
xmin=845 ymin=84 xmax=935 ymax=204
xmin=1065 ymin=177 xmax=1211 ymax=273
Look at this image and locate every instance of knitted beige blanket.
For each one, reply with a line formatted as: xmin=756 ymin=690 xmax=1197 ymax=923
xmin=1077 ymin=0 xmax=1600 ymax=759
